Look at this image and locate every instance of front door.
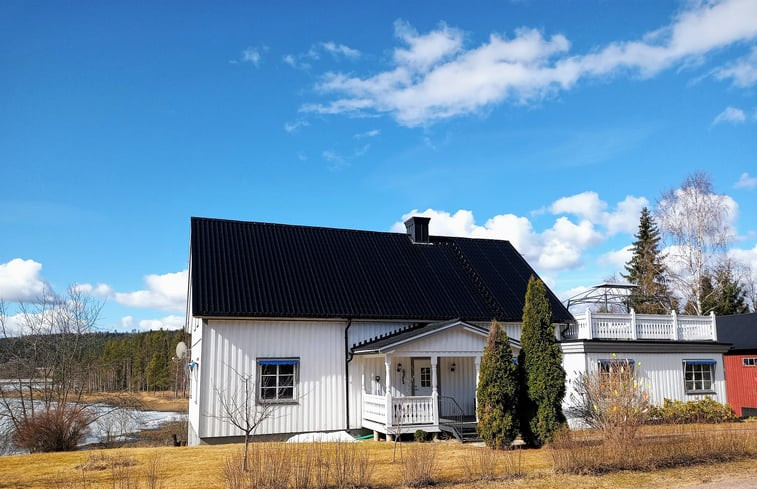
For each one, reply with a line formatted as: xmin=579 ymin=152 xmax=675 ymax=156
xmin=411 ymin=358 xmax=433 ymax=396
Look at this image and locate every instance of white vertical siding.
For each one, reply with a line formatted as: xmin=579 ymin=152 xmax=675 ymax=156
xmin=187 ymin=318 xmax=204 ymax=445
xmin=584 ymin=352 xmax=726 ymax=406
xmin=348 ymin=322 xmax=412 ymax=348
xmin=199 ymin=319 xmax=346 ymax=439
xmin=439 ymin=357 xmax=476 ymax=416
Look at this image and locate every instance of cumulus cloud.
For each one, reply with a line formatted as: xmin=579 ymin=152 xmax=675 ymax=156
xmin=713 ymin=106 xmax=747 ymax=125
xmin=734 ymin=172 xmax=757 ymax=189
xmin=112 ymin=270 xmax=188 ymax=312
xmin=284 ymin=119 xmax=310 ymax=133
xmin=391 ymin=207 xmax=602 ymax=271
xmin=303 ymin=0 xmax=757 ymax=126
xmin=729 ymin=244 xmax=757 ymax=283
xmin=598 ymin=246 xmax=634 ymax=269
xmin=549 ymin=191 xmax=648 ymax=236
xmin=0 ymin=258 xmax=49 ymax=302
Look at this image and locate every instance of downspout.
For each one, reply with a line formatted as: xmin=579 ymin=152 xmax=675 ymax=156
xmin=344 ymin=318 xmax=354 ymax=431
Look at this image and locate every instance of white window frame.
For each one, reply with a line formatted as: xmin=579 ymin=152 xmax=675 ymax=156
xmin=683 ymin=360 xmax=715 ymax=394
xmin=257 ymin=358 xmax=299 ymax=404
xmin=743 ymin=357 xmax=757 ymax=367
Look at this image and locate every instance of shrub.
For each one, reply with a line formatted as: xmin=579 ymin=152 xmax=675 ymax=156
xmin=13 ymin=405 xmax=92 ymax=453
xmin=477 ymin=321 xmax=519 ymax=448
xmin=649 ymin=398 xmax=738 ymax=424
xmin=413 ymin=430 xmax=428 ymax=443
xmin=401 ymin=444 xmax=437 ymax=487
xmin=550 ymin=424 xmax=757 ymax=474
xmin=567 ymin=357 xmax=650 ymax=444
xmin=519 ymin=276 xmax=566 ymax=447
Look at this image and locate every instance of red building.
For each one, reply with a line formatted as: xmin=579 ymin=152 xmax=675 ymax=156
xmin=718 ymin=313 xmax=757 ymax=418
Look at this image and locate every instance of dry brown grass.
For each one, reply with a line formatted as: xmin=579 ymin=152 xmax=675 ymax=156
xmin=0 ymin=425 xmax=755 ymax=489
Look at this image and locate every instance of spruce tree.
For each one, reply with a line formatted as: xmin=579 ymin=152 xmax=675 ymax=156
xmin=518 ymin=276 xmax=565 ymax=447
xmin=623 ymin=207 xmax=672 ymax=313
xmin=476 ymin=321 xmax=519 ymax=448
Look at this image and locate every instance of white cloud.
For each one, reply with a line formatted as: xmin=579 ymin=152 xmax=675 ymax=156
xmin=550 ymin=192 xmax=648 ymax=236
xmin=74 ymin=282 xmax=114 ymax=297
xmin=304 ymin=1 xmax=757 ymax=126
xmin=734 ymin=172 xmax=757 ymax=189
xmin=391 ymin=208 xmax=602 ymax=271
xmin=712 ymin=106 xmax=747 ymax=125
xmin=0 ymin=258 xmax=48 ymax=302
xmin=241 ymin=46 xmax=266 ymax=66
xmin=284 ymin=119 xmax=310 ymax=133
xmin=320 ymin=41 xmax=361 ymax=59
xmin=598 ymin=246 xmax=633 ymax=269
xmin=137 ymin=314 xmax=185 ymax=331
xmin=714 ymin=46 xmax=757 ymax=87
xmin=283 ymin=41 xmax=361 ymax=70
xmin=113 ymin=270 xmax=187 ymax=312
xmin=729 ymin=244 xmax=757 ymax=283
xmin=354 ymin=129 xmax=380 ymax=139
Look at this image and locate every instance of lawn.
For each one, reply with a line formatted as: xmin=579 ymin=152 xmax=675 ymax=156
xmin=1 ymin=424 xmax=756 ymax=489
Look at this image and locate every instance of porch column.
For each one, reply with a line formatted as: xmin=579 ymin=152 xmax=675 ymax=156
xmin=385 ymin=356 xmax=392 ymax=430
xmin=474 ymin=355 xmax=481 ymax=422
xmin=431 ymin=355 xmax=439 ymax=425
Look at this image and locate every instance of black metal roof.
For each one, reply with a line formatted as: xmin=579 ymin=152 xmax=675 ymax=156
xmin=717 ymin=313 xmax=757 ymax=351
xmin=189 ymin=217 xmax=573 ymax=323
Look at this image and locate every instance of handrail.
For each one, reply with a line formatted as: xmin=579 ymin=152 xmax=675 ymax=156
xmin=438 ymin=395 xmax=466 ymax=441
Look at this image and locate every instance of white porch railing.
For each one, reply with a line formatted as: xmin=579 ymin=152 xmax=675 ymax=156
xmin=392 ymin=396 xmax=436 ymax=425
xmin=562 ymin=310 xmax=717 ymax=342
xmin=362 ymin=394 xmax=387 ymax=424
xmin=362 ymin=394 xmax=437 ymax=427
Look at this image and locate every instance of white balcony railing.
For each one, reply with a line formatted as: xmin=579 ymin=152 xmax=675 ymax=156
xmin=561 ymin=310 xmax=717 ymax=342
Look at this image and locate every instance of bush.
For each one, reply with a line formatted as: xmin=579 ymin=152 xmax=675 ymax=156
xmin=567 ymin=357 xmax=650 ymax=445
xmin=401 ymin=444 xmax=437 ymax=487
xmin=477 ymin=321 xmax=519 ymax=448
xmin=13 ymin=405 xmax=93 ymax=453
xmin=648 ymin=398 xmax=738 ymax=424
xmin=413 ymin=430 xmax=428 ymax=443
xmin=550 ymin=424 xmax=757 ymax=474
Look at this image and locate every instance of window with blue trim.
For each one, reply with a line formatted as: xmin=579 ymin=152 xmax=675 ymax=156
xmin=684 ymin=360 xmax=715 ymax=394
xmin=258 ymin=359 xmax=299 ymax=402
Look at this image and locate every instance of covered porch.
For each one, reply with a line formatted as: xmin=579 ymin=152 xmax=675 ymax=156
xmin=352 ymin=319 xmax=519 ymax=441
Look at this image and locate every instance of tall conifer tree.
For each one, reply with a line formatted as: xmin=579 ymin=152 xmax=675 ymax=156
xmin=518 ymin=276 xmax=565 ymax=447
xmin=476 ymin=321 xmax=519 ymax=448
xmin=623 ymin=207 xmax=672 ymax=313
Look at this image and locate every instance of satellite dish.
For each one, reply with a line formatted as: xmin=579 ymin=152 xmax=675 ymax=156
xmin=176 ymin=341 xmax=188 ymax=359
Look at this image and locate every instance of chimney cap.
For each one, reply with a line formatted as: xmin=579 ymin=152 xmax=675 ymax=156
xmin=404 ymin=216 xmax=431 ymax=244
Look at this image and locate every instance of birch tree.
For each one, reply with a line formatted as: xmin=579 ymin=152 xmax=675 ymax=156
xmin=656 ymin=172 xmax=734 ymax=315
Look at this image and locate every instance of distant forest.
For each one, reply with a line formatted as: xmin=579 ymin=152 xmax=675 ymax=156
xmin=0 ymin=329 xmax=190 ymax=395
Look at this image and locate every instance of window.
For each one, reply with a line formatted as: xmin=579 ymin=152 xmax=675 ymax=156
xmin=258 ymin=359 xmax=299 ymax=403
xmin=743 ymin=358 xmax=757 ymax=367
xmin=684 ymin=360 xmax=715 ymax=394
xmin=420 ymin=367 xmax=431 ymax=388
xmin=598 ymin=359 xmax=635 ymax=375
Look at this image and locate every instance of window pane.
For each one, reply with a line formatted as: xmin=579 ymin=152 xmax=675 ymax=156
xmin=279 ymin=364 xmax=294 ymax=375
xmin=261 ymin=365 xmax=278 ymax=375
xmin=279 ymin=375 xmax=294 ymax=387
xmin=278 ymin=387 xmax=294 ymax=399
xmin=260 ymin=387 xmax=277 ymax=399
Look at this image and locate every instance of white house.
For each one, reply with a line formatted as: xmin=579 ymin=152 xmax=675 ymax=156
xmin=185 ymin=217 xmax=729 ymax=445
xmin=185 ymin=216 xmax=572 ymax=445
xmin=559 ymin=285 xmax=728 ymax=426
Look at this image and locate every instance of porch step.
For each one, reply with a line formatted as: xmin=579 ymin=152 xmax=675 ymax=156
xmin=439 ymin=420 xmax=481 ymax=443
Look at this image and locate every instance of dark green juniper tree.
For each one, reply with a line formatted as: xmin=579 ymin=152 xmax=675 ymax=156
xmin=476 ymin=321 xmax=519 ymax=449
xmin=518 ymin=276 xmax=565 ymax=447
xmin=623 ymin=207 xmax=672 ymax=313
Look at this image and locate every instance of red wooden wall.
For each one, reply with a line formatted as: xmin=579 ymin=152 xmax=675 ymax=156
xmin=724 ymin=353 xmax=757 ymax=417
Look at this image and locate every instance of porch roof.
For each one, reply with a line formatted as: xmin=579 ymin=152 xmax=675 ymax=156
xmin=352 ymin=318 xmax=516 ymax=354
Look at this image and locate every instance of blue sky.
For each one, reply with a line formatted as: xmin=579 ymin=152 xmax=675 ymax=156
xmin=1 ymin=0 xmax=756 ymax=331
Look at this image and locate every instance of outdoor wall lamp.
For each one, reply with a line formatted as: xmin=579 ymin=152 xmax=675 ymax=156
xmin=450 ymin=362 xmax=456 ymax=372
xmin=396 ymin=363 xmax=403 ymax=372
